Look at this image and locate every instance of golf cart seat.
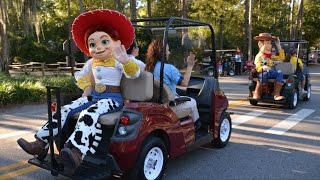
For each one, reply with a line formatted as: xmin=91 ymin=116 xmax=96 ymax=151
xmin=275 ymin=62 xmax=295 ymax=75
xmin=267 ymin=62 xmax=295 ymax=83
xmin=153 ymin=80 xmax=192 ymax=119
xmin=71 ymin=71 xmax=154 ymax=126
xmin=252 ymin=62 xmax=295 ymax=83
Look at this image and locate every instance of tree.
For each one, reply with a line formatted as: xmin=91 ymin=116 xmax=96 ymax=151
xmin=295 ymin=0 xmax=304 ymax=40
xmin=115 ymin=0 xmax=123 ymax=13
xmin=303 ymin=0 xmax=320 ymax=45
xmin=181 ymin=0 xmax=187 ymax=18
xmin=130 ymin=0 xmax=137 ymax=20
xmin=147 ymin=0 xmax=151 ymax=17
xmin=0 ymin=0 xmax=9 ymax=74
xmin=243 ymin=0 xmax=250 ymax=61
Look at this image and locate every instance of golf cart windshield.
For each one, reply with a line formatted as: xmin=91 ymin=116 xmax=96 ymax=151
xmin=280 ymin=40 xmax=310 ymax=66
xmin=131 ymin=17 xmax=217 ymax=103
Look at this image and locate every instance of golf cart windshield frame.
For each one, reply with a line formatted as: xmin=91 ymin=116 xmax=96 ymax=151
xmin=131 ymin=17 xmax=217 ymax=103
xmin=280 ymin=40 xmax=310 ymax=66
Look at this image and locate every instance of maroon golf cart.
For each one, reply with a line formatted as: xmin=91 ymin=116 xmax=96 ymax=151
xmin=27 ymin=17 xmax=232 ymax=180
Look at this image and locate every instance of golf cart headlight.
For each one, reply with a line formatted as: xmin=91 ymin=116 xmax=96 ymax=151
xmin=118 ymin=126 xmax=127 ymax=135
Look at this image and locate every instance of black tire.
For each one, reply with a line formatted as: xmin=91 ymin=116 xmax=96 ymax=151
xmin=288 ymin=89 xmax=298 ymax=109
xmin=303 ymin=85 xmax=311 ymax=101
xmin=129 ymin=137 xmax=167 ymax=180
xmin=249 ymin=99 xmax=258 ymax=106
xmin=212 ymin=112 xmax=232 ymax=148
xmin=207 ymin=69 xmax=214 ymax=77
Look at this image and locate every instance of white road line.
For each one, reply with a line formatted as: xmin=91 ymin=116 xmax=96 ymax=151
xmin=232 ymin=110 xmax=267 ymax=127
xmin=264 ymin=109 xmax=315 ymax=135
xmin=0 ymin=130 xmax=33 ymax=140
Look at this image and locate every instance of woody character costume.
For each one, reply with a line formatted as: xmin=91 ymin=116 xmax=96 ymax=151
xmin=253 ymin=33 xmax=285 ymax=100
xmin=17 ymin=9 xmax=140 ymax=170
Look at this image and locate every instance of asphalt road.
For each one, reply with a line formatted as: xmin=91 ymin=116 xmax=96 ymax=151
xmin=1 ymin=65 xmax=319 ymax=180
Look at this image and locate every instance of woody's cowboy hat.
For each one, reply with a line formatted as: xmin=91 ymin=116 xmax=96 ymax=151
xmin=253 ymin=33 xmax=277 ymax=41
xmin=72 ymin=9 xmax=135 ymax=56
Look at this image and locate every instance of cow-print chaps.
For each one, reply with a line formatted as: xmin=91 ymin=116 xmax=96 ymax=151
xmin=36 ymin=96 xmax=120 ymax=157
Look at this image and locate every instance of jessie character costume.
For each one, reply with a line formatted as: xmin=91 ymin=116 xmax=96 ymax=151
xmin=17 ymin=9 xmax=140 ymax=170
xmin=252 ymin=33 xmax=285 ymax=100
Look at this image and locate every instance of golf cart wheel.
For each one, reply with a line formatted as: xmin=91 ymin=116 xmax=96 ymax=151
xmin=228 ymin=69 xmax=235 ymax=76
xmin=129 ymin=137 xmax=167 ymax=180
xmin=288 ymin=89 xmax=298 ymax=109
xmin=207 ymin=69 xmax=214 ymax=77
xmin=249 ymin=99 xmax=258 ymax=106
xmin=212 ymin=112 xmax=232 ymax=148
xmin=303 ymin=85 xmax=311 ymax=101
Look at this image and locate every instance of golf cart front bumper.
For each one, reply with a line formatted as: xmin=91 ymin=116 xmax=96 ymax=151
xmin=28 ymin=153 xmax=120 ymax=179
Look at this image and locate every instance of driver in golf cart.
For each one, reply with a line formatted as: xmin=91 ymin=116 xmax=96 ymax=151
xmin=252 ymin=33 xmax=285 ymax=100
xmin=288 ymin=49 xmax=307 ymax=94
xmin=17 ymin=9 xmax=140 ymax=170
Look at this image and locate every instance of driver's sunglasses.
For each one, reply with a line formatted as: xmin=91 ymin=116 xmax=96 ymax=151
xmin=134 ymin=45 xmax=139 ymax=49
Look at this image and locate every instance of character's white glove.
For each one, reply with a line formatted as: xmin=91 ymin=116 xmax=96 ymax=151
xmin=262 ymin=65 xmax=270 ymax=72
xmin=112 ymin=44 xmax=129 ymax=64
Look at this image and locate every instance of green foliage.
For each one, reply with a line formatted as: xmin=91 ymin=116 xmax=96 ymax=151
xmin=304 ymin=0 xmax=320 ymax=45
xmin=2 ymin=0 xmax=320 ymax=70
xmin=11 ymin=37 xmax=65 ymax=64
xmin=0 ymin=73 xmax=80 ymax=106
xmin=152 ymin=0 xmax=181 ymax=17
xmin=190 ymin=0 xmax=244 ymax=50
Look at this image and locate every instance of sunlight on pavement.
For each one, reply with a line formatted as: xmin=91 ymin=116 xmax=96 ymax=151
xmin=232 ymin=133 xmax=320 ymax=155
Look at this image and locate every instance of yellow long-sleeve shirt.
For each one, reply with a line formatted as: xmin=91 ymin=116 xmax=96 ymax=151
xmin=75 ymin=58 xmax=140 ymax=90
xmin=254 ymin=49 xmax=285 ymax=73
xmin=290 ymin=56 xmax=303 ymax=71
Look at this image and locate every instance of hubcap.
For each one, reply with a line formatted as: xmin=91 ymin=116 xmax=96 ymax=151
xmin=307 ymin=86 xmax=311 ymax=98
xmin=208 ymin=70 xmax=214 ymax=76
xmin=293 ymin=92 xmax=298 ymax=106
xmin=220 ymin=118 xmax=230 ymax=142
xmin=144 ymin=147 xmax=164 ymax=180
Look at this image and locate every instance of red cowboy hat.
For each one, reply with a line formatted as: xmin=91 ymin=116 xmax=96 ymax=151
xmin=72 ymin=9 xmax=135 ymax=56
xmin=253 ymin=33 xmax=277 ymax=41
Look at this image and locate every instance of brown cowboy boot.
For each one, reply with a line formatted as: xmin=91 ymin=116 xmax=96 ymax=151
xmin=58 ymin=147 xmax=83 ymax=170
xmin=273 ymin=82 xmax=285 ymax=100
xmin=253 ymin=81 xmax=261 ymax=99
xmin=17 ymin=136 xmax=48 ymax=157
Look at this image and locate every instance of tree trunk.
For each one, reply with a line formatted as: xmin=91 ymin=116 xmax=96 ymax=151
xmin=78 ymin=0 xmax=85 ymax=13
xmin=115 ymin=0 xmax=123 ymax=13
xmin=243 ymin=0 xmax=249 ymax=62
xmin=296 ymin=0 xmax=304 ymax=40
xmin=130 ymin=0 xmax=137 ymax=20
xmin=248 ymin=0 xmax=252 ymax=61
xmin=289 ymin=0 xmax=295 ymax=39
xmin=77 ymin=0 xmax=88 ymax=62
xmin=0 ymin=0 xmax=9 ymax=74
xmin=147 ymin=0 xmax=151 ymax=17
xmin=243 ymin=0 xmax=252 ymax=61
xmin=181 ymin=0 xmax=187 ymax=18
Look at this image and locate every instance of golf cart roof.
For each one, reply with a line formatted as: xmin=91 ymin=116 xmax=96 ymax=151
xmin=131 ymin=17 xmax=213 ymax=29
xmin=205 ymin=49 xmax=237 ymax=52
xmin=280 ymin=40 xmax=309 ymax=44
